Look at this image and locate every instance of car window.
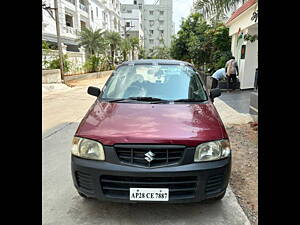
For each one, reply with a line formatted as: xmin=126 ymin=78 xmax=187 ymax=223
xmin=101 ymin=64 xmax=208 ymax=101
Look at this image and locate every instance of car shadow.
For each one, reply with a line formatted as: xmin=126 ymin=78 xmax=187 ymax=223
xmin=67 ymin=195 xmax=226 ymax=225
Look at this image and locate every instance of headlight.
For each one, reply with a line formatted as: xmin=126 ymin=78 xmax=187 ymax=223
xmin=71 ymin=137 xmax=105 ymax=161
xmin=194 ymin=139 xmax=230 ymax=162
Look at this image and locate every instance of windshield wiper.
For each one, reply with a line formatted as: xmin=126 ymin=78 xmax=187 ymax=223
xmin=173 ymin=98 xmax=206 ymax=103
xmin=106 ymin=97 xmax=169 ymax=103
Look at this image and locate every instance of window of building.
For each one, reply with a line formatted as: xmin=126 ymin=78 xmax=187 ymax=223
xmin=134 ymin=0 xmax=137 ymax=5
xmin=114 ymin=18 xmax=117 ymax=29
xmin=91 ymin=10 xmax=94 ymax=21
xmin=149 ymin=10 xmax=154 ymax=15
xmin=96 ymin=7 xmax=98 ymax=17
xmin=80 ymin=20 xmax=86 ymax=29
xmin=126 ymin=22 xmax=130 ymax=27
xmin=65 ymin=14 xmax=73 ymax=27
xmin=149 ymin=20 xmax=154 ymax=26
xmin=159 ymin=20 xmax=164 ymax=25
xmin=66 ymin=0 xmax=75 ymax=5
xmin=127 ymin=9 xmax=132 ymax=13
xmin=149 ymin=30 xmax=154 ymax=35
xmin=159 ymin=11 xmax=164 ymax=15
xmin=160 ymin=30 xmax=164 ymax=35
xmin=149 ymin=39 xmax=154 ymax=44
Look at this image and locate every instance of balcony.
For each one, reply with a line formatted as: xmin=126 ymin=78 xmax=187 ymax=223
xmin=63 ymin=26 xmax=80 ymax=37
xmin=79 ymin=3 xmax=88 ymax=12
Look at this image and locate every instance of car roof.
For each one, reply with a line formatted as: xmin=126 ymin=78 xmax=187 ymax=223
xmin=118 ymin=59 xmax=194 ymax=67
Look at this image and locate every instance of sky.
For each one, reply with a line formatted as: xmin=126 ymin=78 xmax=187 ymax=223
xmin=120 ymin=0 xmax=195 ymax=34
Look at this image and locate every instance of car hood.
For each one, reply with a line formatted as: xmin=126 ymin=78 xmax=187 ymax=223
xmin=75 ymin=100 xmax=227 ymax=146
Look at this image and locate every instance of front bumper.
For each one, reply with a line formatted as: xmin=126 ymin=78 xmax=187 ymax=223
xmin=71 ymin=155 xmax=231 ymax=203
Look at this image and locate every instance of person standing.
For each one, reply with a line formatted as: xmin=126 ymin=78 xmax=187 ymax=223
xmin=211 ymin=68 xmax=226 ymax=89
xmin=225 ymin=56 xmax=239 ymax=91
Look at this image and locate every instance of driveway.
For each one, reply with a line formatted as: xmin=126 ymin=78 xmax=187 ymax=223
xmin=42 ymin=78 xmax=251 ymax=225
xmin=219 ymin=90 xmax=252 ymax=114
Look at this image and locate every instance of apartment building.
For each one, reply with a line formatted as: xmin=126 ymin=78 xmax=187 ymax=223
xmin=120 ymin=0 xmax=173 ymax=54
xmin=120 ymin=3 xmax=144 ymax=46
xmin=42 ymin=0 xmax=121 ymax=52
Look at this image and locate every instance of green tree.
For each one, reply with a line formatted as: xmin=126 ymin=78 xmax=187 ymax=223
xmin=119 ymin=38 xmax=131 ymax=62
xmin=77 ymin=27 xmax=106 ymax=57
xmin=129 ymin=36 xmax=139 ymax=60
xmin=138 ymin=47 xmax=146 ymax=59
xmin=149 ymin=45 xmax=171 ymax=59
xmin=206 ymin=23 xmax=232 ymax=71
xmin=104 ymin=31 xmax=122 ymax=64
xmin=194 ymin=0 xmax=246 ymax=21
xmin=170 ymin=13 xmax=231 ymax=72
xmin=170 ymin=13 xmax=210 ymax=66
xmin=83 ymin=55 xmax=101 ymax=72
xmin=48 ymin=54 xmax=72 ymax=72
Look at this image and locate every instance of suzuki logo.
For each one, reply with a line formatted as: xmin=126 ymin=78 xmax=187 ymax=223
xmin=144 ymin=151 xmax=155 ymax=162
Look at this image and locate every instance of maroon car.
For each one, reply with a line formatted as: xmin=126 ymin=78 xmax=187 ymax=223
xmin=71 ymin=59 xmax=231 ymax=203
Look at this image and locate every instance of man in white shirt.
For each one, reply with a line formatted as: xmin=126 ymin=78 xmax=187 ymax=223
xmin=211 ymin=68 xmax=226 ymax=89
xmin=225 ymin=56 xmax=239 ymax=90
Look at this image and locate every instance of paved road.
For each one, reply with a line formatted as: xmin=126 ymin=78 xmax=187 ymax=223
xmin=42 ymin=79 xmax=251 ymax=225
xmin=219 ymin=90 xmax=253 ymax=114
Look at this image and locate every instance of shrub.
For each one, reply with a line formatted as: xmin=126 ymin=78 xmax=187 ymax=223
xmin=99 ymin=56 xmax=115 ymax=71
xmin=47 ymin=54 xmax=71 ymax=72
xmin=83 ymin=55 xmax=101 ymax=73
xmin=42 ymin=40 xmax=50 ymax=49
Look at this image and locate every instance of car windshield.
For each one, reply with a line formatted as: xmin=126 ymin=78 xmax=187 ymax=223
xmin=101 ymin=64 xmax=208 ymax=102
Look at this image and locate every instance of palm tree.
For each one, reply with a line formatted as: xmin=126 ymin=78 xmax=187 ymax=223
xmin=119 ymin=38 xmax=131 ymax=62
xmin=129 ymin=37 xmax=139 ymax=60
xmin=194 ymin=0 xmax=247 ymax=21
xmin=104 ymin=31 xmax=121 ymax=64
xmin=77 ymin=27 xmax=106 ymax=57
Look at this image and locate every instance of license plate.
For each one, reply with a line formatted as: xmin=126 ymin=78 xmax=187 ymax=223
xmin=129 ymin=188 xmax=169 ymax=201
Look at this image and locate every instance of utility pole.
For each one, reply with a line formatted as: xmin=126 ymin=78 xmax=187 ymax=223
xmin=53 ymin=0 xmax=64 ymax=82
xmin=42 ymin=0 xmax=65 ymax=82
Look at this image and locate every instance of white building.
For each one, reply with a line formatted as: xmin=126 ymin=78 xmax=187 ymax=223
xmin=226 ymin=0 xmax=258 ymax=90
xmin=42 ymin=0 xmax=121 ymax=52
xmin=120 ymin=2 xmax=144 ymax=46
xmin=120 ymin=0 xmax=173 ymax=55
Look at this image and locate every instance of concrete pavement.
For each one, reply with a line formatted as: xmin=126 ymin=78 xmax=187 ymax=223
xmin=219 ymin=90 xmax=252 ymax=114
xmin=214 ymin=98 xmax=253 ymax=125
xmin=42 ymin=78 xmax=251 ymax=225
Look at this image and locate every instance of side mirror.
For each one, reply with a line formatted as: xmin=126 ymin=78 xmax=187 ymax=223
xmin=87 ymin=86 xmax=101 ymax=97
xmin=210 ymin=88 xmax=221 ymax=100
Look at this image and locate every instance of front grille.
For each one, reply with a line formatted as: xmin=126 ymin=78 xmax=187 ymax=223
xmin=101 ymin=175 xmax=198 ymax=200
xmin=205 ymin=173 xmax=224 ymax=195
xmin=115 ymin=145 xmax=185 ymax=167
xmin=75 ymin=171 xmax=94 ymax=194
